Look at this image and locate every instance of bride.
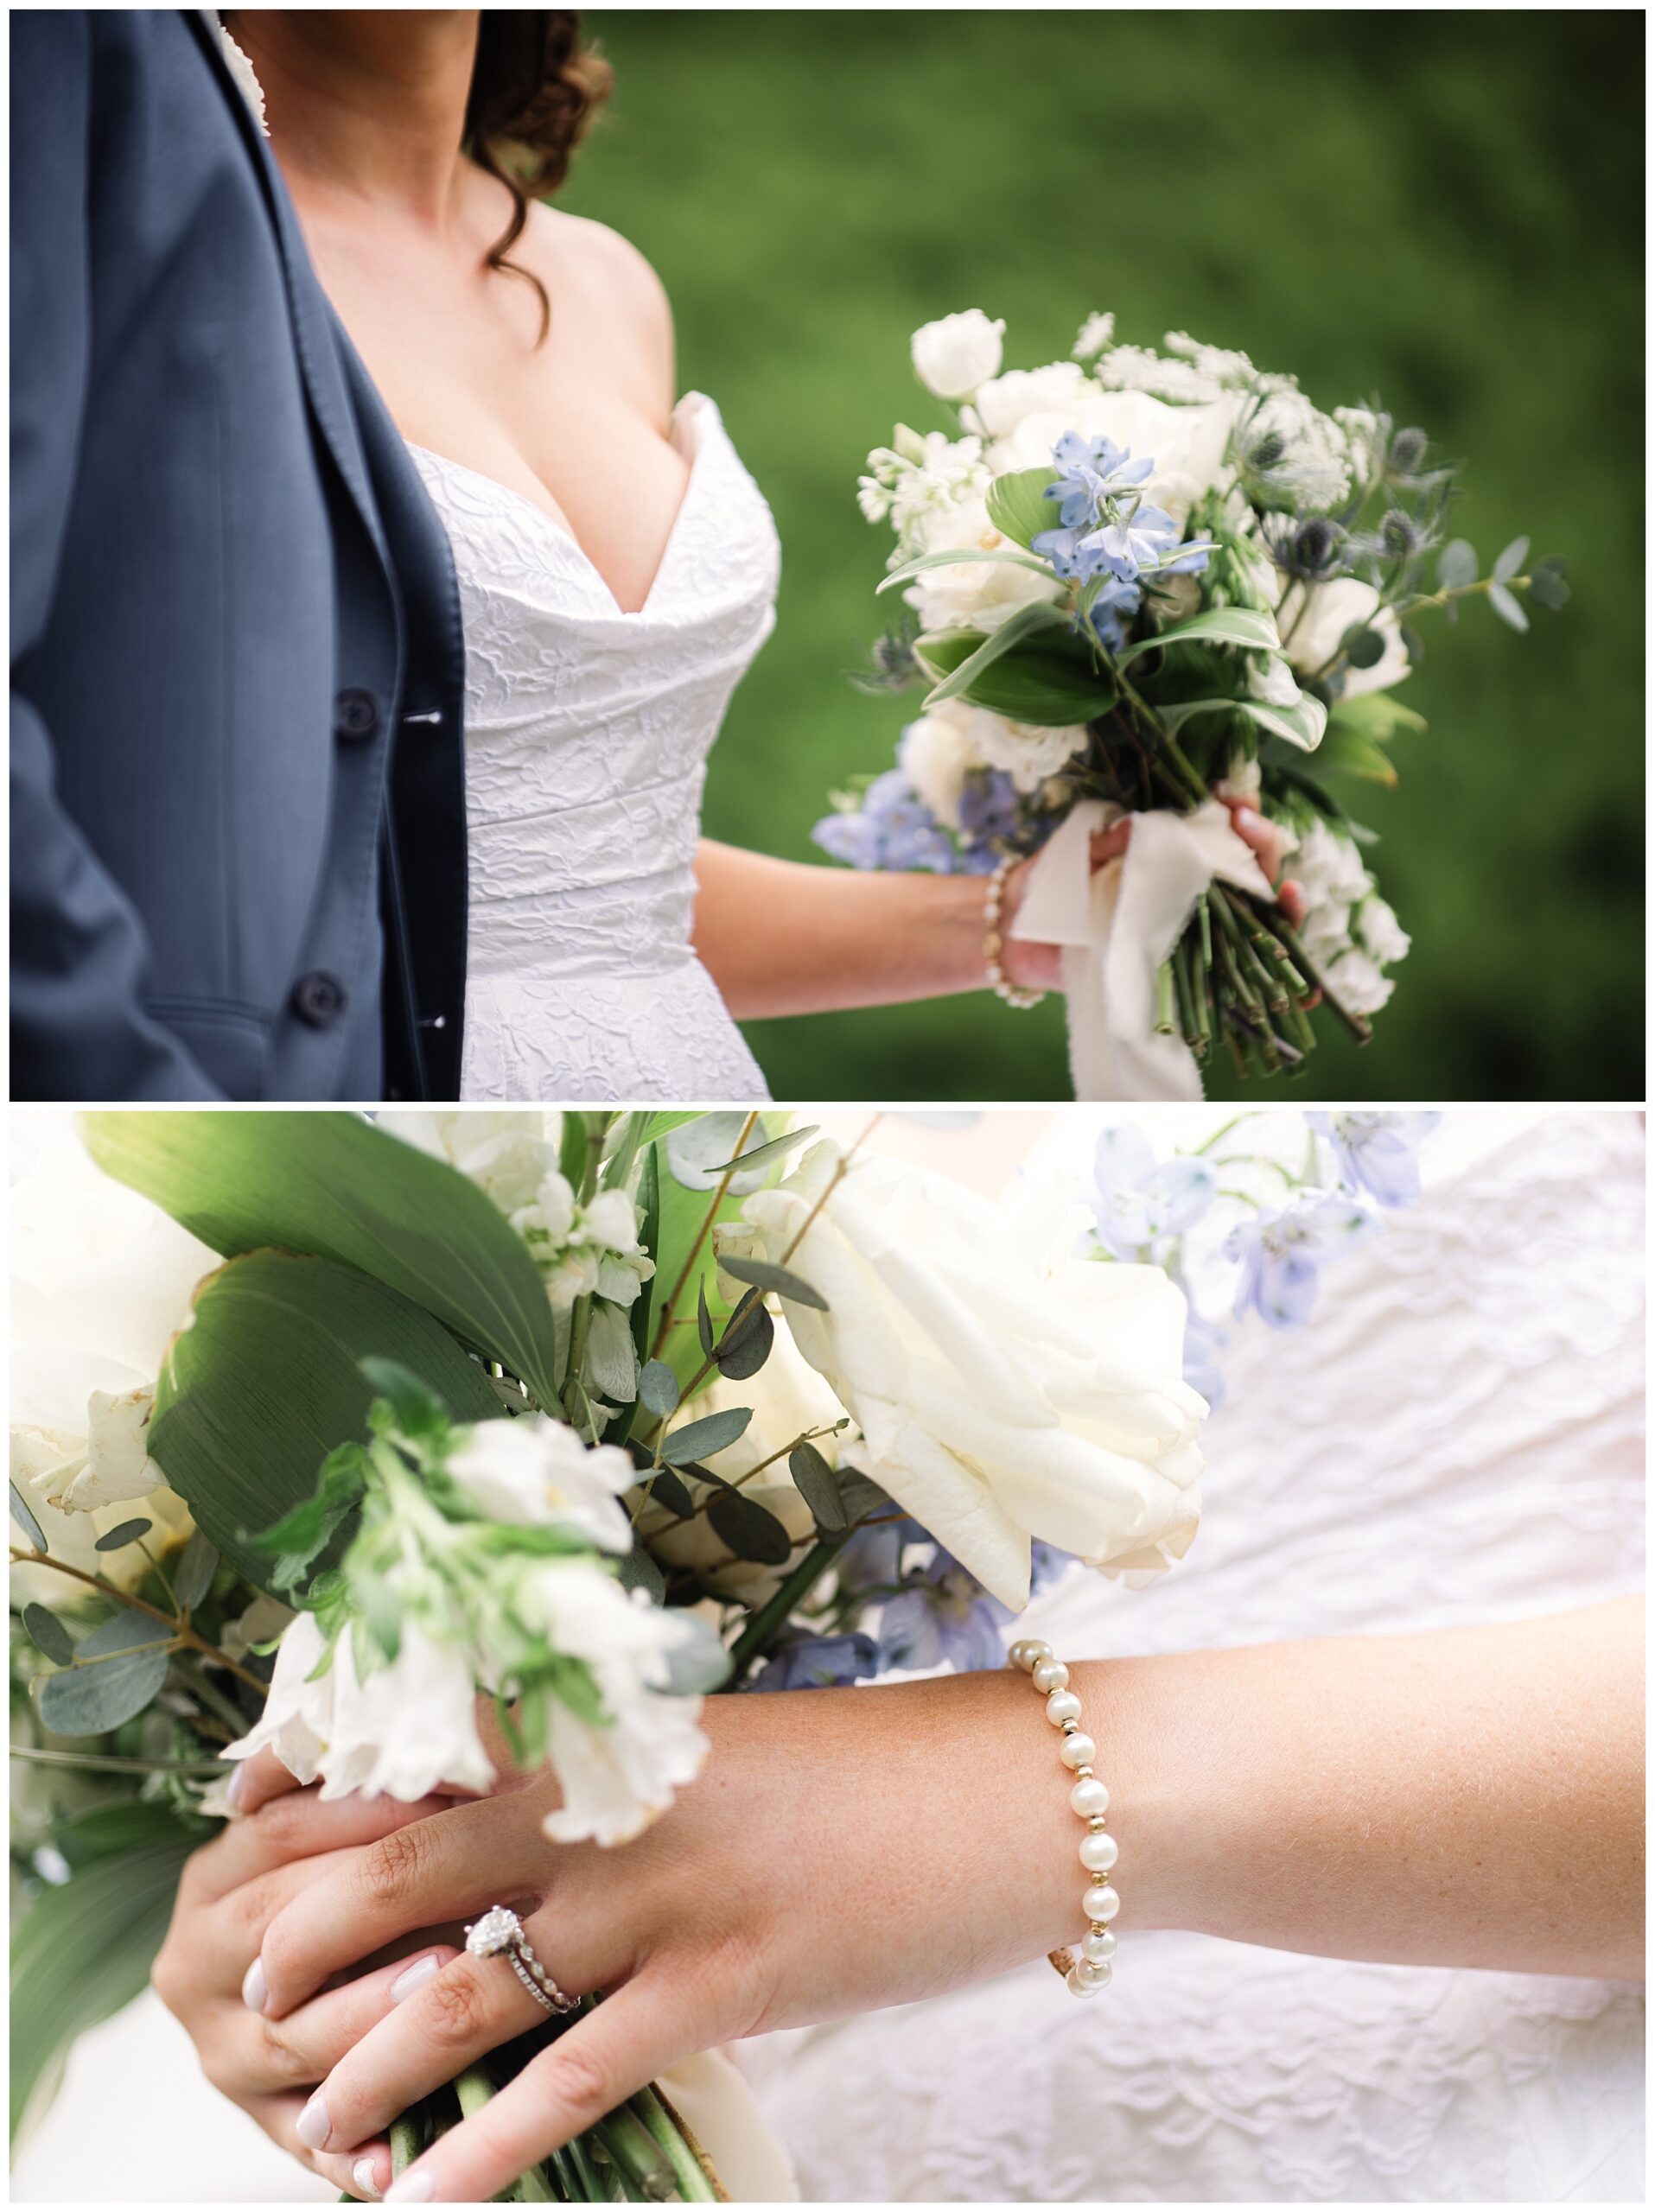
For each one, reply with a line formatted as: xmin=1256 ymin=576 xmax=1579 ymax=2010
xmin=223 ymin=9 xmax=1290 ymax=1102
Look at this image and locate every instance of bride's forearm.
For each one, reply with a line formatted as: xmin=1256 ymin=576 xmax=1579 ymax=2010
xmin=691 ymin=838 xmax=992 ymax=1017
xmin=1023 ymin=1596 xmax=1643 ymax=1980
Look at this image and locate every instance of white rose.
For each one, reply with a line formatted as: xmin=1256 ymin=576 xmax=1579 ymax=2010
xmin=897 ymin=703 xmax=981 ymax=830
xmin=445 ymin=1414 xmax=637 ymax=1554
xmin=736 ymin=1143 xmax=1206 ymax=1609
xmin=964 ymin=706 xmax=1088 ymax=793
xmin=911 ymin=310 xmax=1005 ymax=400
xmin=1276 ymin=575 xmax=1411 ymax=696
xmin=990 ymin=385 xmax=1241 ymax=527
xmin=971 ymin=360 xmax=1091 ymax=439
xmin=1324 ymin=946 xmax=1395 ymax=1017
xmin=379 ymin=1110 xmax=557 ymax=1212
xmin=907 ymin=497 xmax=1063 ymax=635
xmin=1356 ymin=893 xmax=1411 ymax=966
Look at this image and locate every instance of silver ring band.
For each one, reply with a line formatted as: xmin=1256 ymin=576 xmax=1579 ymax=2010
xmin=464 ymin=1905 xmax=578 ymax=2016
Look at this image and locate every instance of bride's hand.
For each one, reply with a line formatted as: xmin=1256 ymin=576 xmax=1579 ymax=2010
xmin=235 ymin=1673 xmax=1077 ymax=2205
xmin=997 ymin=801 xmax=1306 ymax=993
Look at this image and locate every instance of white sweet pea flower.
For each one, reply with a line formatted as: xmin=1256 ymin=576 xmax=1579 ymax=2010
xmin=509 ymin=1174 xmax=656 ymax=1311
xmin=911 ymin=310 xmax=1005 ymax=400
xmin=907 ymin=498 xmax=1062 ymax=635
xmin=1323 ymin=946 xmax=1395 ymax=1017
xmin=445 ymin=1414 xmax=636 ymax=1554
xmin=1275 ymin=575 xmax=1411 ymax=696
xmin=526 ymin=1564 xmax=711 ymax=1846
xmin=224 ymin=1610 xmax=334 ymax=1789
xmin=1356 ymin=893 xmax=1411 ymax=966
xmin=736 ymin=1142 xmax=1206 ymax=1610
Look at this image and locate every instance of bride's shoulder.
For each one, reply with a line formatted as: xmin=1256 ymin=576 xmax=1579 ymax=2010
xmin=525 ymin=206 xmax=672 ymax=344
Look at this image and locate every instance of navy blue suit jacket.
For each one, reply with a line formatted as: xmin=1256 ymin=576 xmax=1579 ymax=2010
xmin=11 ymin=9 xmax=468 ymax=1098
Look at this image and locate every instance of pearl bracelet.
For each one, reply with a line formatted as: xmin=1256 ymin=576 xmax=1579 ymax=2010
xmin=983 ymin=857 xmax=1046 ymax=1009
xmin=1009 ymin=1637 xmax=1119 ymax=1997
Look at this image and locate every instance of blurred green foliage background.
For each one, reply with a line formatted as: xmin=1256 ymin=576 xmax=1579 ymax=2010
xmin=564 ymin=8 xmax=1643 ymax=1102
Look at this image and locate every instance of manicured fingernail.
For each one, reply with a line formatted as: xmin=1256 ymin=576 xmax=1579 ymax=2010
xmin=384 ymin=2171 xmax=434 ymax=2203
xmin=240 ymin=1955 xmax=267 ymax=2012
xmin=225 ymin=1763 xmax=250 ymax=1813
xmin=390 ymin=1952 xmax=441 ymax=2004
xmin=352 ymin=2158 xmax=382 ymax=2202
xmin=296 ymin=2089 xmax=332 ymax=2152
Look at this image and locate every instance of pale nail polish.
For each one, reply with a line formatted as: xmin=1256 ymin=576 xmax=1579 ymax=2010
xmin=352 ymin=2158 xmax=382 ymax=2202
xmin=390 ymin=1953 xmax=440 ymax=2005
xmin=225 ymin=1763 xmax=250 ymax=1813
xmin=296 ymin=2089 xmax=332 ymax=2152
xmin=240 ymin=1956 xmax=267 ymax=2013
xmin=384 ymin=2171 xmax=435 ymax=2203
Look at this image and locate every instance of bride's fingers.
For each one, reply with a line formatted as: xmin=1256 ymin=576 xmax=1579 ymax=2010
xmin=294 ymin=1919 xmax=617 ymax=2158
xmin=253 ymin=2089 xmax=392 ymax=2202
xmin=382 ymin=1974 xmax=697 ymax=2207
xmin=211 ymin=1943 xmax=462 ymax=2099
xmin=1276 ymin=875 xmax=1308 ymax=931
xmin=226 ymin=1745 xmax=305 ymax=1819
xmin=1086 ymin=821 xmax=1131 ymax=868
xmin=1225 ymin=801 xmax=1288 ymax=887
xmin=257 ymin=1795 xmax=545 ymax=2018
xmin=189 ymin=1787 xmax=455 ymax=1907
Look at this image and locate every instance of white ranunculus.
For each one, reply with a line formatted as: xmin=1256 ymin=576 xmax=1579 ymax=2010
xmin=911 ymin=310 xmax=1005 ymax=400
xmin=445 ymin=1414 xmax=637 ymax=1554
xmin=907 ymin=497 xmax=1064 ymax=635
xmin=964 ymin=705 xmax=1089 ymax=793
xmin=990 ymin=384 xmax=1242 ymax=527
xmin=897 ymin=704 xmax=982 ymax=830
xmin=1355 ymin=893 xmax=1411 ymax=966
xmin=527 ymin=1565 xmax=710 ymax=1845
xmin=736 ymin=1143 xmax=1206 ymax=1610
xmin=1275 ymin=575 xmax=1410 ymax=696
xmin=226 ymin=1605 xmax=495 ymax=1802
xmin=1324 ymin=947 xmax=1395 ymax=1017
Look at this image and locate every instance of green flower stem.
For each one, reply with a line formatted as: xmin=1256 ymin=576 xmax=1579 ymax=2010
xmin=8 ymin=1744 xmax=227 ymax=1777
xmin=6 ymin=1545 xmax=265 ymax=1692
xmin=648 ymin=1111 xmax=762 ymax=1363
xmin=548 ymin=2145 xmax=582 ymax=2202
xmin=1154 ymin=957 xmax=1177 ymax=1037
xmin=629 ymin=2087 xmax=718 ymax=2203
xmin=169 ymin=1649 xmax=252 ymax=1737
xmin=390 ymin=2107 xmax=426 ymax=2177
xmin=728 ymin=1529 xmax=856 ymax=1683
xmin=1238 ymin=895 xmax=1372 ymax=1046
xmin=593 ymin=2111 xmax=672 ymax=2201
xmin=563 ymin=1295 xmax=595 ymax=1428
xmin=566 ymin=2130 xmax=610 ymax=2203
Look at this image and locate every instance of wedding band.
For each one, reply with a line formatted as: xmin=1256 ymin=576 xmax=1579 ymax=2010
xmin=464 ymin=1904 xmax=578 ymax=2016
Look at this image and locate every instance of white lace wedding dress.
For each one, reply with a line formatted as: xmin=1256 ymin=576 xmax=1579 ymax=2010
xmin=408 ymin=395 xmax=778 ymax=1102
xmin=740 ymin=1109 xmax=1646 ymax=2202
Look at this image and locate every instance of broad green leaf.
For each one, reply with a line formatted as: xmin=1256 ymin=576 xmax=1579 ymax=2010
xmin=21 ymin=1605 xmax=74 ymax=1667
xmin=150 ymin=1249 xmax=502 ymax=1586
xmin=11 ymin=1821 xmax=196 ymax=2143
xmin=10 ymin=1482 xmax=47 ymax=1554
xmin=1313 ymin=724 xmax=1398 ymax=786
xmin=1437 ymin=538 xmax=1478 ymax=590
xmin=913 ymin=627 xmax=1116 ymax=727
xmin=707 ymin=1489 xmax=793 ymax=1566
xmin=82 ymin=1112 xmax=559 ymax=1407
xmin=788 ymin=1442 xmax=846 ymax=1532
xmin=1493 ymin=535 xmax=1530 ymax=582
xmin=918 ymin=601 xmax=1074 ymax=709
xmin=1157 ymin=692 xmax=1326 ymax=753
xmin=1325 ymin=693 xmax=1429 ymax=747
xmin=984 ymin=465 xmax=1065 ymax=550
xmin=716 ymin=1257 xmax=830 ymax=1311
xmin=54 ymin=1799 xmax=197 ymax=1872
xmin=37 ymin=1611 xmax=174 ymax=1737
xmin=1487 ymin=581 xmax=1530 ymax=632
xmin=660 ymin=1406 xmax=753 ymax=1467
xmin=1116 ymin=605 xmax=1280 ymax=665
xmin=875 ymin=545 xmax=1053 ymax=595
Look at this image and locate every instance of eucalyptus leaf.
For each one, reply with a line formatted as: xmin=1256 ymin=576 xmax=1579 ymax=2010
xmin=637 ymin=1361 xmax=680 ymax=1419
xmin=665 ymin=1115 xmax=777 ymax=1195
xmin=707 ymin=1489 xmax=793 ymax=1567
xmin=83 ymin=1112 xmax=560 ymax=1407
xmin=1487 ymin=581 xmax=1530 ymax=633
xmin=1116 ymin=605 xmax=1280 ymax=664
xmin=788 ymin=1442 xmax=846 ymax=1532
xmin=660 ymin=1406 xmax=753 ymax=1466
xmin=716 ymin=1257 xmax=830 ymax=1311
xmin=171 ymin=1529 xmax=220 ymax=1612
xmin=615 ymin=1546 xmax=667 ymax=1605
xmin=696 ymin=1275 xmax=715 ymax=1359
xmin=10 ymin=1482 xmax=47 ymax=1554
xmin=21 ymin=1605 xmax=74 ymax=1668
xmin=582 ymin=1300 xmax=640 ymax=1404
xmin=698 ymin=1124 xmax=820 ymax=1177
xmin=92 ymin=1518 xmax=152 ymax=1554
xmin=1436 ymin=538 xmax=1478 ymax=590
xmin=1493 ymin=535 xmax=1530 ymax=582
xmin=633 ymin=1465 xmax=694 ymax=1521
xmin=713 ymin=1300 xmax=774 ymax=1381
xmin=38 ymin=1611 xmax=175 ymax=1737
xmin=836 ymin=1467 xmax=894 ymax=1523
xmin=1343 ymin=627 xmax=1386 ymax=671
xmin=1528 ymin=558 xmax=1570 ymax=611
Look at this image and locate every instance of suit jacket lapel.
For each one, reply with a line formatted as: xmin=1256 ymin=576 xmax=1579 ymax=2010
xmin=181 ymin=9 xmax=391 ymax=576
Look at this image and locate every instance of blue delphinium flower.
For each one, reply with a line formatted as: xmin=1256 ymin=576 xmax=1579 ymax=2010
xmin=1179 ymin=1295 xmax=1229 ymax=1410
xmin=1092 ymin=1123 xmax=1219 ymax=1258
xmin=1225 ymin=1190 xmax=1379 ymax=1328
xmin=1028 ymin=1540 xmax=1073 ymax=1596
xmin=1308 ymin=1111 xmax=1440 ymax=1209
xmin=1047 ymin=431 xmax=1155 ymax=526
xmin=877 ymin=1548 xmax=1011 ymax=1675
xmin=812 ymin=769 xmax=958 ymax=874
xmin=749 ymin=1630 xmax=880 ymax=1691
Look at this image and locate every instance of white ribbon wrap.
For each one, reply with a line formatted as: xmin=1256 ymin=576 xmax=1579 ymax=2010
xmin=1009 ymin=799 xmax=1275 ymax=1101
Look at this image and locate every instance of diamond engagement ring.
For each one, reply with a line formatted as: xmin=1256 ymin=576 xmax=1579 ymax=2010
xmin=464 ymin=1905 xmax=578 ymax=2016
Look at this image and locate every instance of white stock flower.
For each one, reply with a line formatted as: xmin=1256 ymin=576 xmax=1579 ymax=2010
xmin=907 ymin=497 xmax=1063 ymax=634
xmin=527 ymin=1565 xmax=710 ymax=1846
xmin=1324 ymin=947 xmax=1395 ymax=1017
xmin=445 ymin=1414 xmax=637 ymax=1554
xmin=1072 ymin=311 xmax=1116 ymax=360
xmin=911 ymin=310 xmax=1005 ymax=400
xmin=1355 ymin=893 xmax=1411 ymax=966
xmin=989 ymin=383 xmax=1241 ymax=527
xmin=736 ymin=1143 xmax=1206 ymax=1610
xmin=511 ymin=1175 xmax=656 ymax=1310
xmin=1275 ymin=575 xmax=1410 ymax=696
xmin=1292 ymin=818 xmax=1373 ymax=910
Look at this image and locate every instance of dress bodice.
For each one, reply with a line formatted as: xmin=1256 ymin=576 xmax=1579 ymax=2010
xmin=742 ymin=1112 xmax=1646 ymax=2202
xmin=407 ymin=394 xmax=780 ymax=1101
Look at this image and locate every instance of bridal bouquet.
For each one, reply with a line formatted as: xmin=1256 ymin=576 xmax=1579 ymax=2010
xmin=10 ymin=1108 xmax=1209 ymax=2201
xmin=815 ymin=310 xmax=1569 ymax=1098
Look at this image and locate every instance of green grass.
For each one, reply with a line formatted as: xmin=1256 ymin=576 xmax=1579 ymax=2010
xmin=563 ymin=8 xmax=1643 ymax=1101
